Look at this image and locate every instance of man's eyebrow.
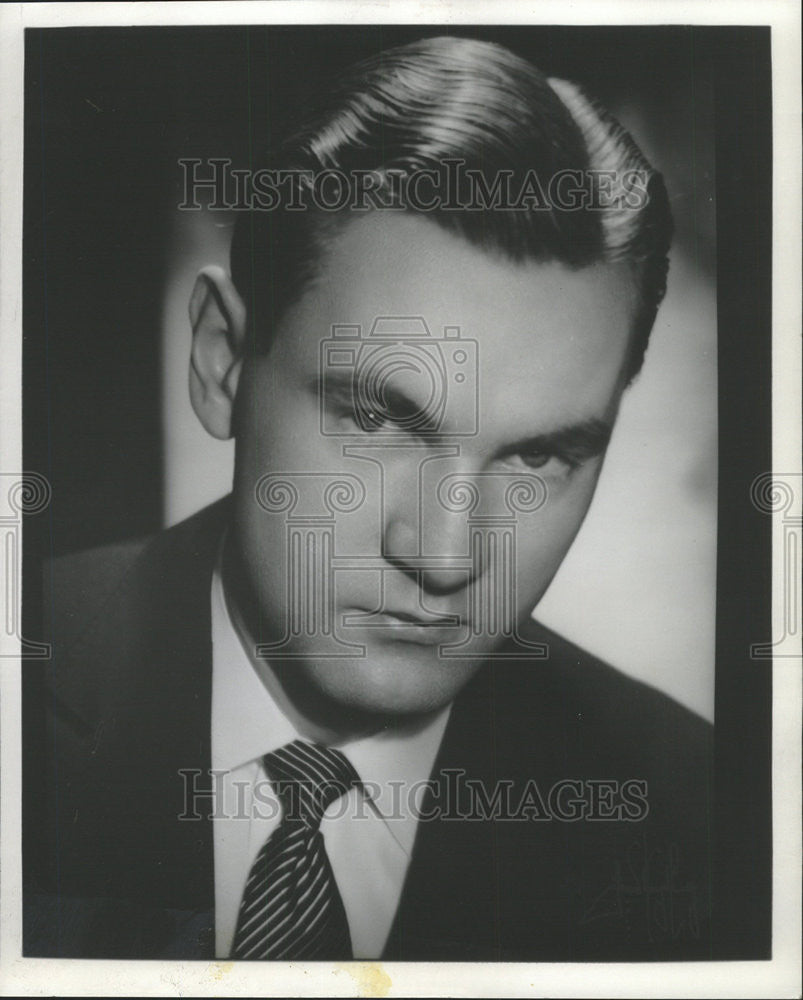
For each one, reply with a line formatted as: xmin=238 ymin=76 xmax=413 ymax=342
xmin=501 ymin=417 xmax=614 ymax=458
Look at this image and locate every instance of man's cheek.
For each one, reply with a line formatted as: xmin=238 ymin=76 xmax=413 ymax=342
xmin=512 ymin=504 xmax=589 ymax=605
xmin=513 ymin=540 xmax=566 ymax=611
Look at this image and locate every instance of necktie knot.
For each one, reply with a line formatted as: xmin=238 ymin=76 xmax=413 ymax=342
xmin=263 ymin=739 xmax=361 ymax=829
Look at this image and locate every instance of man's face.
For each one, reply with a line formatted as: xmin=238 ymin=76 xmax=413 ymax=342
xmin=230 ymin=212 xmax=637 ymax=721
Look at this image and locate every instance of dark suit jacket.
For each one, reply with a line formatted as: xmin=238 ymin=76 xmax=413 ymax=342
xmin=25 ymin=497 xmax=715 ymax=960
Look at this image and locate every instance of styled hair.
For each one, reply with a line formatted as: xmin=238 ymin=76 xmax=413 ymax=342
xmin=231 ymin=35 xmax=672 ymax=379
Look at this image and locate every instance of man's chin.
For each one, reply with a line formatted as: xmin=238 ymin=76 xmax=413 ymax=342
xmin=275 ymin=650 xmax=484 ymax=722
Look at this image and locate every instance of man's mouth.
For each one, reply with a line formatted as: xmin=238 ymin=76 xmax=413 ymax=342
xmin=382 ymin=608 xmax=456 ymax=626
xmin=342 ymin=606 xmax=463 ymax=645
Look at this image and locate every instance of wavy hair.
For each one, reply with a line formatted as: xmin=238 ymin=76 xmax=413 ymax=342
xmin=231 ymin=36 xmax=672 ymax=379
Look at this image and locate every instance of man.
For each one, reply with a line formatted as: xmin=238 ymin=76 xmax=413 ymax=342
xmin=26 ymin=36 xmax=713 ymax=960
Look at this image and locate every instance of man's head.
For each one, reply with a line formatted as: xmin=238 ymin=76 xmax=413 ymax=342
xmin=188 ymin=36 xmax=672 ymax=735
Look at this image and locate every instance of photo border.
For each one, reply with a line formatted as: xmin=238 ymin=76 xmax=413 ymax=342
xmin=1 ymin=2 xmax=800 ymax=997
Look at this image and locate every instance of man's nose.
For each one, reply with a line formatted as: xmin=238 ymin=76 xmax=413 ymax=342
xmin=382 ymin=461 xmax=478 ymax=594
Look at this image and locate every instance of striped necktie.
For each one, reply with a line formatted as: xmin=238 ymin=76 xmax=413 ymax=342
xmin=231 ymin=739 xmax=361 ymax=960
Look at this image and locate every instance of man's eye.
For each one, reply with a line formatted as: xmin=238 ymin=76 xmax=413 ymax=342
xmin=503 ymin=450 xmax=579 ymax=478
xmin=519 ymin=452 xmax=550 ymax=470
xmin=349 ymin=397 xmax=426 ymax=434
xmin=354 ymin=405 xmax=389 ymax=432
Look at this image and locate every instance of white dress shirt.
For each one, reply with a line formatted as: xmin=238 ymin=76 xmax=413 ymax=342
xmin=210 ymin=546 xmax=451 ymax=959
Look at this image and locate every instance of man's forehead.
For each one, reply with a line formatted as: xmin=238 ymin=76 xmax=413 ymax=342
xmin=270 ymin=211 xmax=637 ymax=423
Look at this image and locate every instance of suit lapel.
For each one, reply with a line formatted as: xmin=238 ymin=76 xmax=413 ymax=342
xmin=383 ymin=624 xmax=581 ymax=961
xmin=45 ymin=500 xmax=229 ymax=955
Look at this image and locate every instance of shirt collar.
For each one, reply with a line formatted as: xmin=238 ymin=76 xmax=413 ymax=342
xmin=211 ymin=548 xmax=299 ymax=772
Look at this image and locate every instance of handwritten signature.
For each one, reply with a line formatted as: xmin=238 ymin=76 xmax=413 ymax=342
xmin=577 ymin=832 xmax=703 ymax=942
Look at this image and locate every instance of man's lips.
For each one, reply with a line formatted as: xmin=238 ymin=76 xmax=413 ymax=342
xmin=342 ymin=606 xmax=463 ymax=645
xmin=379 ymin=608 xmax=458 ymax=626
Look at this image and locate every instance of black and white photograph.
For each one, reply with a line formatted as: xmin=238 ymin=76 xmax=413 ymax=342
xmin=0 ymin=2 xmax=800 ymax=996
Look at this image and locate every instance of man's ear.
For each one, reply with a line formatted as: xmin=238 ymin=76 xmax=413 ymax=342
xmin=188 ymin=265 xmax=247 ymax=440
